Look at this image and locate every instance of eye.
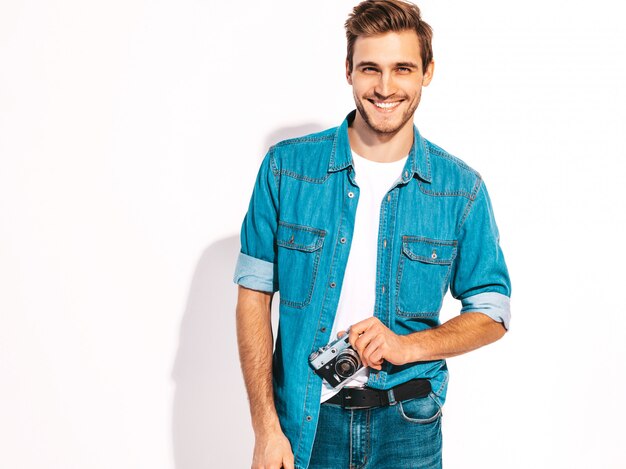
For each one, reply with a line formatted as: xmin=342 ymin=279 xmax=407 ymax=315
xmin=397 ymin=67 xmax=412 ymax=73
xmin=362 ymin=67 xmax=379 ymax=73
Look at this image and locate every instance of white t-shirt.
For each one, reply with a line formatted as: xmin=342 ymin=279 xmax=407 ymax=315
xmin=320 ymin=150 xmax=408 ymax=403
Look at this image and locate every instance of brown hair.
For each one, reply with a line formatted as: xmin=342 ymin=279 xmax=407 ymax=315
xmin=345 ymin=0 xmax=433 ymax=73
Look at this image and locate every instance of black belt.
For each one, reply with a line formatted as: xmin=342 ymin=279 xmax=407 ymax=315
xmin=324 ymin=378 xmax=432 ymax=410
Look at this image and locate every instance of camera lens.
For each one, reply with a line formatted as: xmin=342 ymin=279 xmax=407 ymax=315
xmin=334 ymin=349 xmax=361 ymax=379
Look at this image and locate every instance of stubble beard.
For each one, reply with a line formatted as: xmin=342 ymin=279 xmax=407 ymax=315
xmin=354 ymin=93 xmax=421 ymax=136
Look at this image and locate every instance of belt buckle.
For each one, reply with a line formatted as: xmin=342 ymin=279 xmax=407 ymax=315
xmin=341 ymin=391 xmax=363 ymax=410
xmin=341 ymin=388 xmax=370 ymax=410
xmin=341 ymin=387 xmax=389 ymax=410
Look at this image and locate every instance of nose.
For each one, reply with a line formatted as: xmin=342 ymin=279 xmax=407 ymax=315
xmin=375 ymin=71 xmax=397 ymax=99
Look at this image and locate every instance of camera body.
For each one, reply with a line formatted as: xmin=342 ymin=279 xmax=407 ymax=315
xmin=308 ymin=333 xmax=363 ymax=388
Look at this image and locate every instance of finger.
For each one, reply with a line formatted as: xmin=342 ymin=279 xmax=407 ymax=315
xmin=282 ymin=454 xmax=295 ymax=469
xmin=368 ymin=349 xmax=384 ymax=370
xmin=362 ymin=334 xmax=383 ymax=357
xmin=348 ymin=328 xmax=361 ymax=348
xmin=362 ymin=335 xmax=385 ymax=368
xmin=349 ymin=319 xmax=378 ymax=361
xmin=349 ymin=317 xmax=374 ymax=338
xmin=354 ymin=327 xmax=377 ymax=355
xmin=353 ymin=332 xmax=373 ymax=365
xmin=337 ymin=330 xmax=347 ymax=338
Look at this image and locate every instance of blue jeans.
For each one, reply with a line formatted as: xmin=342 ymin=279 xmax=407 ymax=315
xmin=309 ymin=393 xmax=443 ymax=469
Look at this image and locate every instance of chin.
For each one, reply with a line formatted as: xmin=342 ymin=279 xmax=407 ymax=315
xmin=365 ymin=112 xmax=410 ymax=134
xmin=355 ymin=100 xmax=416 ymax=135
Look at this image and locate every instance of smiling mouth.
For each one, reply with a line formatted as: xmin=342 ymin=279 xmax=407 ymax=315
xmin=368 ymin=99 xmax=402 ymax=111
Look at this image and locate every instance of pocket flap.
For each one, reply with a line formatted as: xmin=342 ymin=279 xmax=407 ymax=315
xmin=277 ymin=221 xmax=325 ymax=252
xmin=402 ymin=237 xmax=457 ymax=264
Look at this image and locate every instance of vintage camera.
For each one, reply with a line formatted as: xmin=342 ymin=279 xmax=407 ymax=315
xmin=308 ymin=333 xmax=363 ymax=388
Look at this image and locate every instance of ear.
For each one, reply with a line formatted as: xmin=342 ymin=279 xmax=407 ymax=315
xmin=345 ymin=59 xmax=353 ymax=85
xmin=422 ymin=60 xmax=435 ymax=87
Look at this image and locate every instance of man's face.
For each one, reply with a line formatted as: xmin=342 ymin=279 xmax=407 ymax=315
xmin=346 ymin=30 xmax=434 ymax=135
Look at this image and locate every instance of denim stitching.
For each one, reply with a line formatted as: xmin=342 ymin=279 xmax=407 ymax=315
xmin=385 ymin=191 xmax=398 ymax=330
xmin=279 ymin=248 xmax=322 ymax=309
xmin=416 ymin=143 xmax=482 ymax=199
xmin=397 ymin=397 xmax=442 ymax=424
xmin=426 ymin=140 xmax=480 ymax=174
xmin=382 ymin=191 xmax=396 ymax=335
xmin=270 ymin=128 xmax=341 ymax=180
xmin=278 ymin=169 xmax=330 ymax=184
xmin=374 ymin=189 xmax=387 ymax=327
xmin=349 ymin=410 xmax=354 ymax=469
xmin=276 ymin=240 xmax=323 ymax=252
xmin=435 ymin=372 xmax=449 ymax=397
xmin=357 ymin=409 xmax=371 ymax=469
xmin=401 ymin=237 xmax=458 ymax=265
xmin=393 ymin=255 xmax=440 ymax=317
xmin=294 ymin=371 xmax=311 ymax=464
xmin=277 ymin=222 xmax=326 ymax=308
xmin=397 ymin=308 xmax=441 ymax=318
xmin=395 ymin=237 xmax=456 ymax=318
xmin=417 ymin=180 xmax=475 ymax=199
xmin=394 ymin=252 xmax=405 ymax=317
xmin=329 ymin=125 xmax=340 ymax=170
xmin=268 ymin=125 xmax=342 ymax=181
xmin=269 ymin=150 xmax=280 ymax=184
xmin=272 ymin=134 xmax=335 ymax=148
xmin=401 ymin=237 xmax=458 ymax=246
xmin=456 ymin=177 xmax=483 ymax=234
xmin=277 ymin=221 xmax=326 ymax=235
xmin=427 ymin=144 xmax=480 ymax=177
xmin=277 ymin=235 xmax=324 ymax=252
xmin=417 ymin=137 xmax=432 ymax=181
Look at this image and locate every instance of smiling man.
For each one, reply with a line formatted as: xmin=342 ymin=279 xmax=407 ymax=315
xmin=233 ymin=1 xmax=511 ymax=468
xmin=349 ymin=30 xmax=432 ymax=139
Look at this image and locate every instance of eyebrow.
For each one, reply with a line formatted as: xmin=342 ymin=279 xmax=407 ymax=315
xmin=355 ymin=61 xmax=419 ymax=69
xmin=396 ymin=62 xmax=419 ymax=68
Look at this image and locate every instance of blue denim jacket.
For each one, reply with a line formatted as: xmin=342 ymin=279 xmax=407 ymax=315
xmin=234 ymin=110 xmax=511 ymax=469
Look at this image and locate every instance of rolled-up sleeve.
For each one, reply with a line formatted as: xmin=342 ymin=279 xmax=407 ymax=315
xmin=233 ymin=151 xmax=280 ymax=293
xmin=450 ymin=179 xmax=512 ymax=330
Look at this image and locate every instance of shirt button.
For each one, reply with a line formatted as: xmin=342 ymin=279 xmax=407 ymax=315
xmin=348 ymin=191 xmax=354 ymax=198
xmin=383 ymin=239 xmax=387 ymax=248
xmin=321 ymin=327 xmax=327 ymax=332
xmin=382 ymin=286 xmax=386 ymax=294
xmin=306 ymin=416 xmax=312 ymax=421
xmin=404 ymin=170 xmax=409 ymax=178
xmin=387 ymin=194 xmax=391 ymax=202
xmin=340 ymin=237 xmax=346 ymax=244
xmin=330 ymin=282 xmax=336 ymax=288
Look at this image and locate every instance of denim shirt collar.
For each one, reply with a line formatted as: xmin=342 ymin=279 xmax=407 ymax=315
xmin=328 ymin=109 xmax=432 ymax=184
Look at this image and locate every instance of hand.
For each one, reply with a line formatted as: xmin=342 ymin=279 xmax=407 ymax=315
xmin=252 ymin=427 xmax=294 ymax=469
xmin=339 ymin=317 xmax=409 ymax=370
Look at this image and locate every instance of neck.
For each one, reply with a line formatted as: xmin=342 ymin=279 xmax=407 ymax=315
xmin=347 ymin=111 xmax=414 ymax=163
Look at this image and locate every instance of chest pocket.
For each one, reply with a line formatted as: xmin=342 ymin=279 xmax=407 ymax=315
xmin=396 ymin=237 xmax=457 ymax=317
xmin=276 ymin=221 xmax=326 ymax=308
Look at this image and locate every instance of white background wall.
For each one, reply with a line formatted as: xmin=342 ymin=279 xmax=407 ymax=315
xmin=1 ymin=1 xmax=625 ymax=468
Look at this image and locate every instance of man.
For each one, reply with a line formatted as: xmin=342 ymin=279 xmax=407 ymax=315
xmin=233 ymin=1 xmax=511 ymax=468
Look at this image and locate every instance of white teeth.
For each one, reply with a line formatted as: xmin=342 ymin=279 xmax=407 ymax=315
xmin=374 ymin=101 xmax=400 ymax=109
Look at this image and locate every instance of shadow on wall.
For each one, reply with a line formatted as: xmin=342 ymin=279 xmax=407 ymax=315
xmin=171 ymin=123 xmax=323 ymax=469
